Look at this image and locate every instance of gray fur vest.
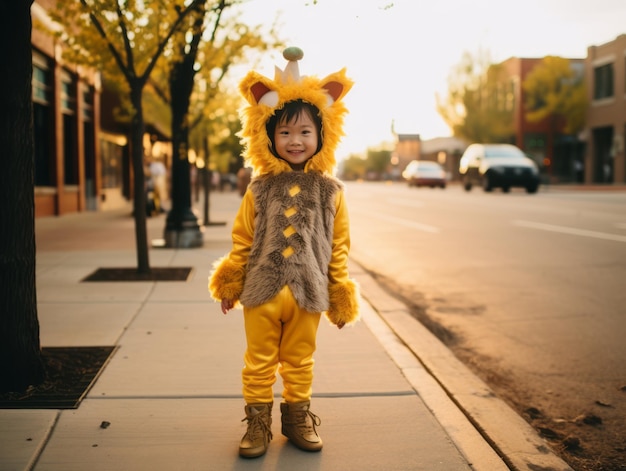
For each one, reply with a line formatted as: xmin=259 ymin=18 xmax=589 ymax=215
xmin=240 ymin=171 xmax=342 ymax=312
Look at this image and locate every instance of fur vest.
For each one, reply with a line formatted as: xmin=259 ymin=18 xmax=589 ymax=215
xmin=240 ymin=170 xmax=342 ymax=312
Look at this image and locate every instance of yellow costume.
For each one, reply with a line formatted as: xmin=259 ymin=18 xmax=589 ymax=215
xmin=208 ymin=47 xmax=359 ymax=457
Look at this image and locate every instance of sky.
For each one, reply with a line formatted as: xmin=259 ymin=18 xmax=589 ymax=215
xmin=234 ymin=0 xmax=626 ymax=159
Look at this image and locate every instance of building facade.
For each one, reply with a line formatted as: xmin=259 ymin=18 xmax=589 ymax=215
xmin=393 ymin=134 xmax=421 ymax=169
xmin=583 ymin=34 xmax=626 ymax=184
xmin=31 ymin=0 xmax=102 ymax=217
xmin=420 ymin=136 xmax=468 ymax=180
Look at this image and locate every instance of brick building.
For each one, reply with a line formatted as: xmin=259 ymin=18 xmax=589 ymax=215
xmin=500 ymin=56 xmax=586 ymax=183
xmin=31 ymin=0 xmax=102 ymax=216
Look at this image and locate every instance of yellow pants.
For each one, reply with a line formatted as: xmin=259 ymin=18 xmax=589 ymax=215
xmin=242 ymin=285 xmax=321 ymax=404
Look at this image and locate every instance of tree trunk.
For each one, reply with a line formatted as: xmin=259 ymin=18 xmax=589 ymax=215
xmin=129 ymin=84 xmax=151 ymax=273
xmin=0 ymin=0 xmax=45 ymax=392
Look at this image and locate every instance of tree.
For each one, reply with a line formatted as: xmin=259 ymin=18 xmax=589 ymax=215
xmin=50 ymin=0 xmax=206 ymax=273
xmin=367 ymin=148 xmax=392 ymax=177
xmin=154 ymin=1 xmax=277 ymax=246
xmin=522 ymin=56 xmax=587 ymax=177
xmin=437 ymin=50 xmax=514 ymax=143
xmin=0 ymin=0 xmax=46 ymax=392
xmin=163 ymin=0 xmax=216 ymax=247
xmin=185 ymin=14 xmax=278 ymax=167
xmin=57 ymin=0 xmax=278 ymax=251
xmin=523 ymin=56 xmax=587 ymax=135
xmin=340 ymin=154 xmax=368 ymax=180
xmin=205 ymin=98 xmax=245 ymax=171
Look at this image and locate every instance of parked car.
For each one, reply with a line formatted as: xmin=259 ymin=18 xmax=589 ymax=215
xmin=402 ymin=160 xmax=447 ymax=188
xmin=459 ymin=143 xmax=540 ymax=193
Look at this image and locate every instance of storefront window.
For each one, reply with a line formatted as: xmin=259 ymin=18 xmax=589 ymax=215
xmin=62 ymin=70 xmax=78 ymax=185
xmin=32 ymin=51 xmax=54 ymax=186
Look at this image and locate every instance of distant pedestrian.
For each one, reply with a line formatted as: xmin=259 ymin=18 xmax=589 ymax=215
xmin=149 ymin=158 xmax=168 ymax=211
xmin=208 ymin=47 xmax=359 ymax=458
xmin=574 ymin=159 xmax=584 ymax=183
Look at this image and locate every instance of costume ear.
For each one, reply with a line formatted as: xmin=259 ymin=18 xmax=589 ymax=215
xmin=320 ymin=68 xmax=353 ymax=104
xmin=322 ymin=81 xmax=344 ymax=102
xmin=240 ymin=71 xmax=278 ymax=107
xmin=251 ymin=82 xmax=271 ymax=103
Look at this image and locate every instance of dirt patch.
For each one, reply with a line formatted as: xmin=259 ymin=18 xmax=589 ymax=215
xmin=0 ymin=346 xmax=116 ymax=409
xmin=451 ymin=345 xmax=626 ymax=471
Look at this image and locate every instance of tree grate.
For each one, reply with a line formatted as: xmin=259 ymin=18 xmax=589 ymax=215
xmin=0 ymin=346 xmax=117 ymax=409
xmin=82 ymin=267 xmax=193 ymax=282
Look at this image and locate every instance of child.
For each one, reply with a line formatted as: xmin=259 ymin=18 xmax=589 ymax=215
xmin=208 ymin=47 xmax=359 ymax=458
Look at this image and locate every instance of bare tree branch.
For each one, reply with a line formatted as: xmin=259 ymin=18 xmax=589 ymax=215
xmin=79 ymin=0 xmax=133 ymax=83
xmin=115 ymin=1 xmax=135 ymax=78
xmin=140 ymin=0 xmax=207 ymax=85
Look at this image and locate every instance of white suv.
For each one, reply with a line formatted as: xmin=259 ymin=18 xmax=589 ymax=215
xmin=459 ymin=143 xmax=540 ymax=193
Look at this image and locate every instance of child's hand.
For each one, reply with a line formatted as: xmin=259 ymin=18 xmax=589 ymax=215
xmin=336 ymin=321 xmax=345 ymax=330
xmin=221 ymin=298 xmax=234 ymax=314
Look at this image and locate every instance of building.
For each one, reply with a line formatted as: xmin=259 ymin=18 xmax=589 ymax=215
xmin=420 ymin=136 xmax=468 ymax=180
xmin=31 ymin=0 xmax=102 ymax=217
xmin=393 ymin=133 xmax=421 ymax=170
xmin=501 ymin=56 xmax=586 ymax=183
xmin=31 ymin=1 xmax=172 ymax=216
xmin=583 ymin=34 xmax=626 ymax=184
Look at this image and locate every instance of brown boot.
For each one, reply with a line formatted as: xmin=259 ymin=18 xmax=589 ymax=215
xmin=280 ymin=401 xmax=323 ymax=452
xmin=239 ymin=403 xmax=273 ymax=458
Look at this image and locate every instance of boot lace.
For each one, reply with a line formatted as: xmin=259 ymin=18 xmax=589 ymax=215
xmin=242 ymin=412 xmax=273 ymax=441
xmin=294 ymin=408 xmax=321 ymax=436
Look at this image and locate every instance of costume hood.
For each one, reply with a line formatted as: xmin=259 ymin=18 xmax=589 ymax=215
xmin=238 ymin=47 xmax=353 ymax=176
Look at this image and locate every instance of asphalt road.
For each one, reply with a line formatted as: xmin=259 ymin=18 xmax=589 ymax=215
xmin=345 ymin=180 xmax=626 ymax=468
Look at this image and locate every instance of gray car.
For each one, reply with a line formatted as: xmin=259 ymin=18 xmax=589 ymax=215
xmin=459 ymin=143 xmax=540 ymax=193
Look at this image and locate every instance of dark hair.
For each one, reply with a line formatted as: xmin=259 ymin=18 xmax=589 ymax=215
xmin=266 ymin=100 xmax=323 ymax=156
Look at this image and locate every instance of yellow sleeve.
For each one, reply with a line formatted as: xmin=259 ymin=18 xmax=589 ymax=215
xmin=208 ymin=189 xmax=255 ymax=303
xmin=326 ymin=190 xmax=360 ymax=326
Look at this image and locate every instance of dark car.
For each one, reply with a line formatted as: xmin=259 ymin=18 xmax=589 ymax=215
xmin=459 ymin=143 xmax=540 ymax=193
xmin=402 ymin=160 xmax=447 ymax=188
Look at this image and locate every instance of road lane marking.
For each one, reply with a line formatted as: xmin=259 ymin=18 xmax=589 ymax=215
xmin=384 ymin=198 xmax=425 ymax=208
xmin=360 ymin=212 xmax=440 ymax=233
xmin=513 ymin=220 xmax=626 ymax=243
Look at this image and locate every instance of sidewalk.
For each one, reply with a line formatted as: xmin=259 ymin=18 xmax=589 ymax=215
xmin=0 ymin=190 xmax=565 ymax=471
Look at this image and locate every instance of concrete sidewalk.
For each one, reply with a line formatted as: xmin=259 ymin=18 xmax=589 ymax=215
xmin=0 ymin=190 xmax=560 ymax=470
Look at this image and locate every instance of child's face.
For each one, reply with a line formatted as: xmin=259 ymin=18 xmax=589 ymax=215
xmin=273 ymin=110 xmax=319 ymax=170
